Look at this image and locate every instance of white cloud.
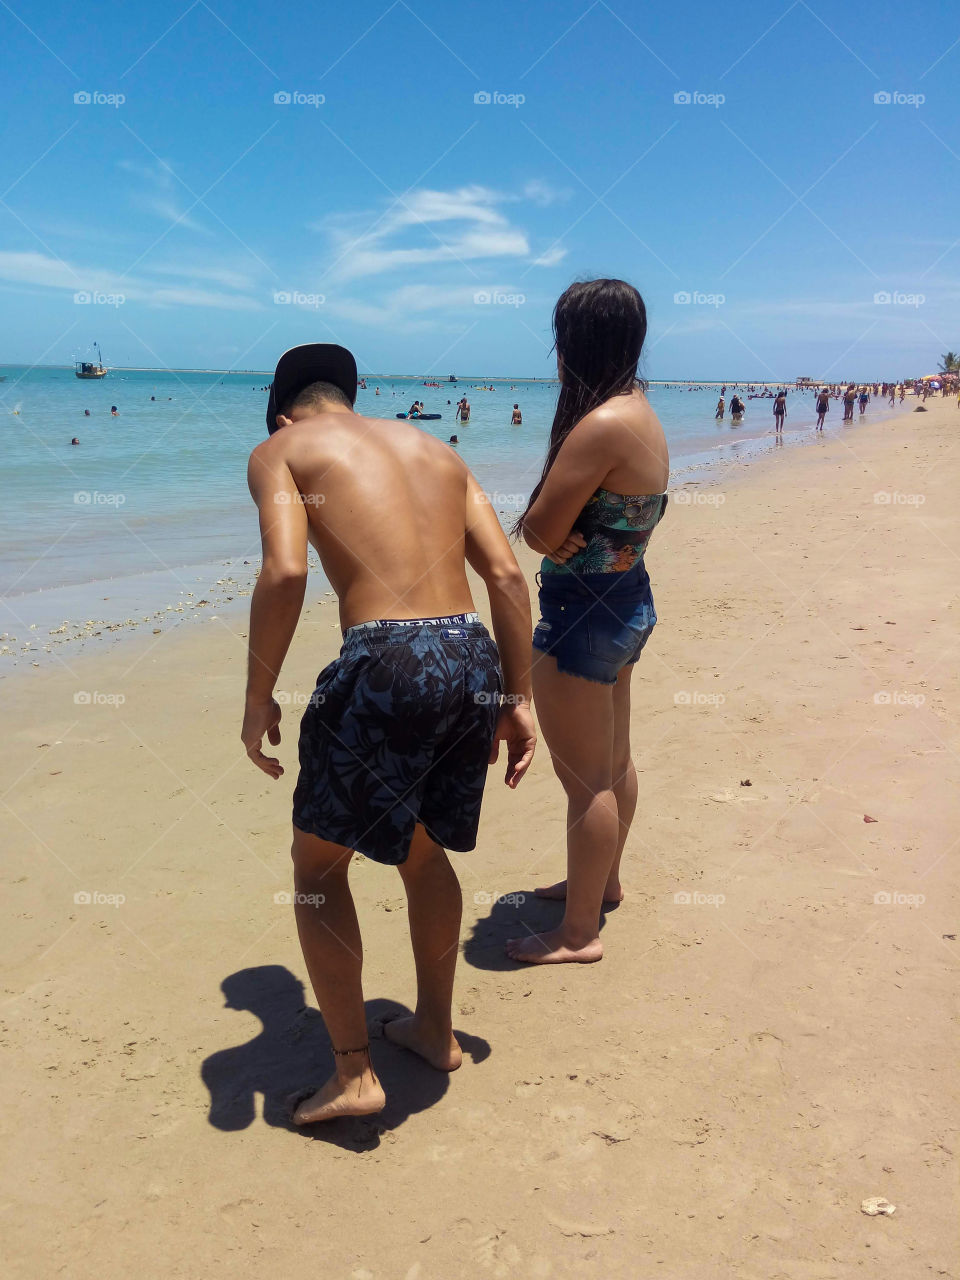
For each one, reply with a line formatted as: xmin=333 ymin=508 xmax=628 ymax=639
xmin=531 ymin=245 xmax=568 ymax=267
xmin=318 ymin=184 xmax=564 ymax=282
xmin=0 ymin=250 xmax=261 ymax=310
xmin=118 ymin=159 xmax=211 ymax=235
xmin=520 ymin=179 xmax=571 ymax=206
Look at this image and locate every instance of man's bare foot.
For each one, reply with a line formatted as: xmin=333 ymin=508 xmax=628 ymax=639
xmin=505 ymin=928 xmax=603 ymax=965
xmin=291 ymin=1069 xmax=385 ymax=1124
xmin=534 ymin=879 xmax=624 ymax=905
xmin=383 ymin=1015 xmax=462 ymax=1071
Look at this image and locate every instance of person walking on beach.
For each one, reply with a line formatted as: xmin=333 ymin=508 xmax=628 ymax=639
xmin=242 ymin=343 xmax=536 ymax=1121
xmin=509 ymin=279 xmax=669 ymax=965
xmin=858 ymin=387 xmax=869 ymax=417
xmin=773 ymin=389 xmax=787 ymax=435
xmin=843 ymin=385 xmax=856 ymax=421
xmin=815 ymin=387 xmax=829 ymax=430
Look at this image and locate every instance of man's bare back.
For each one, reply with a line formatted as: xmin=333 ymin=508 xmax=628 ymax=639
xmin=251 ymin=406 xmax=476 ymax=629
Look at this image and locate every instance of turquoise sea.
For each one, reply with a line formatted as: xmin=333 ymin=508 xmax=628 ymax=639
xmin=0 ymin=366 xmax=905 ymax=662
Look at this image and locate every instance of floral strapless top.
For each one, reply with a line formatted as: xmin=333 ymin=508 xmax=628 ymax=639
xmin=541 ymin=488 xmax=668 ymax=575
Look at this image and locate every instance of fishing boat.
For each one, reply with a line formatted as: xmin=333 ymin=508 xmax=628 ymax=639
xmin=447 ymin=374 xmax=457 ymax=383
xmin=75 ymin=342 xmax=108 ymax=379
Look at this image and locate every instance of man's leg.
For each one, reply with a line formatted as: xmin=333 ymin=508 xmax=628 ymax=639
xmin=289 ymin=826 xmax=385 ymax=1123
xmin=384 ymin=824 xmax=463 ymax=1071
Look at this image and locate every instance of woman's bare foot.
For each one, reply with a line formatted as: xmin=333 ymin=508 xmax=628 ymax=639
xmin=505 ymin=928 xmax=603 ymax=965
xmin=534 ymin=879 xmax=624 ymax=905
xmin=383 ymin=1015 xmax=462 ymax=1071
xmin=291 ymin=1069 xmax=385 ymax=1124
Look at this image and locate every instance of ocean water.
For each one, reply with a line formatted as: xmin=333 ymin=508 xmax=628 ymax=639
xmin=0 ymin=366 xmax=906 ymax=660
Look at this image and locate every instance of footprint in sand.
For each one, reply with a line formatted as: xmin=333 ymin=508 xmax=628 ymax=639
xmin=747 ymin=1030 xmax=786 ymax=1082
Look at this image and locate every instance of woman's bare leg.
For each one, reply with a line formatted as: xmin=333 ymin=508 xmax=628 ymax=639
xmin=536 ymin=664 xmax=636 ymax=904
xmin=507 ymin=655 xmax=616 ymax=964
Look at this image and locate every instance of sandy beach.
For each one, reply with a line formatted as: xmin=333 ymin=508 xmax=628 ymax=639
xmin=2 ymin=397 xmax=957 ymax=1279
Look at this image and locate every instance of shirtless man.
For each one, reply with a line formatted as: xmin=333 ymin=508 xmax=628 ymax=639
xmin=242 ymin=344 xmax=536 ymax=1124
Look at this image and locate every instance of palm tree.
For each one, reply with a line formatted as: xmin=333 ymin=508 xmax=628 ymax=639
xmin=939 ymin=351 xmax=959 ymax=372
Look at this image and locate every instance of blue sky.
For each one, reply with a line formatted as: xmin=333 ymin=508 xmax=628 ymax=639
xmin=2 ymin=0 xmax=958 ymax=378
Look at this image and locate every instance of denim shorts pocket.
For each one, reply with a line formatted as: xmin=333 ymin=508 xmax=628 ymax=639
xmin=585 ymin=610 xmax=647 ymax=664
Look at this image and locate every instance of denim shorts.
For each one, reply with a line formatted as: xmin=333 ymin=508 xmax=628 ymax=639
xmin=292 ymin=617 xmax=502 ymax=864
xmin=532 ymin=560 xmax=657 ymax=685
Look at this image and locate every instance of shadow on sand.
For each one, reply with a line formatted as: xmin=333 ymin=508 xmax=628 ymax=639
xmin=201 ymin=965 xmax=490 ymax=1151
xmin=463 ymin=890 xmax=618 ymax=971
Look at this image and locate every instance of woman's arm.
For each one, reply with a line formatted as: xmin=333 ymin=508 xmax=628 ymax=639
xmin=521 ymin=411 xmax=619 ymax=555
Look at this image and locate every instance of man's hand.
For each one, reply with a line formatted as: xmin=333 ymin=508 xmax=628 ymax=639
xmin=545 ymin=530 xmax=586 ymax=565
xmin=242 ymin=696 xmax=284 ymax=779
xmin=489 ymin=702 xmax=537 ymax=789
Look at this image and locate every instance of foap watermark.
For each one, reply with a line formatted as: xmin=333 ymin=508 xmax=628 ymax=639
xmin=74 ymin=290 xmax=125 ymax=307
xmin=873 ymin=890 xmax=925 ymax=906
xmin=274 ymin=290 xmax=325 ymax=308
xmin=674 ymin=290 xmax=725 ymax=308
xmin=674 ymin=690 xmax=726 ymax=707
xmin=474 ymin=691 xmax=527 ymax=707
xmin=274 ymin=690 xmax=313 ymax=706
xmin=274 ymin=890 xmax=327 ymax=906
xmin=274 ymin=491 xmax=326 ymax=505
xmin=473 ymin=90 xmax=525 ymax=107
xmin=274 ymin=90 xmax=325 ymax=107
xmin=873 ymin=290 xmax=924 ymax=307
xmin=74 ymin=90 xmax=125 ymax=108
xmin=74 ymin=490 xmax=126 ymax=506
xmin=672 ymin=490 xmax=726 ymax=506
xmin=473 ymin=890 xmax=526 ymax=906
xmin=674 ymin=90 xmax=725 ymax=108
xmin=74 ymin=890 xmax=125 ymax=907
xmin=874 ymin=690 xmax=925 ymax=708
xmin=874 ymin=90 xmax=924 ymax=108
xmin=873 ymin=490 xmax=925 ymax=506
xmin=478 ymin=490 xmax=526 ymax=508
xmin=674 ymin=890 xmax=725 ymax=906
xmin=474 ymin=290 xmax=525 ymax=307
xmin=74 ymin=690 xmax=126 ymax=707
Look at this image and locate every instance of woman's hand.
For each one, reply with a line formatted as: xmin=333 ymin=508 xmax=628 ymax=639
xmin=545 ymin=531 xmax=587 ymax=565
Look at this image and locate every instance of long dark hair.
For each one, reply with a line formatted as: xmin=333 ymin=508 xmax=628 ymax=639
xmin=513 ymin=278 xmax=647 ymax=536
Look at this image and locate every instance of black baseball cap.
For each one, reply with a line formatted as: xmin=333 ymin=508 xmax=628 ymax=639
xmin=266 ymin=343 xmax=358 ymax=433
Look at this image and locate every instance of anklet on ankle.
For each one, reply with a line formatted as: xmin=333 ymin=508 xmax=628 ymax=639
xmin=333 ymin=1043 xmax=370 ymax=1057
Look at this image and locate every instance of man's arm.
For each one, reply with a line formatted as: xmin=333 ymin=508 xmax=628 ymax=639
xmin=241 ymin=442 xmax=309 ymax=778
xmin=464 ymin=472 xmax=536 ymax=788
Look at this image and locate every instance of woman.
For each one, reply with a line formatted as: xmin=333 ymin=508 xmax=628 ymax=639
xmin=509 ymin=279 xmax=669 ymax=965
